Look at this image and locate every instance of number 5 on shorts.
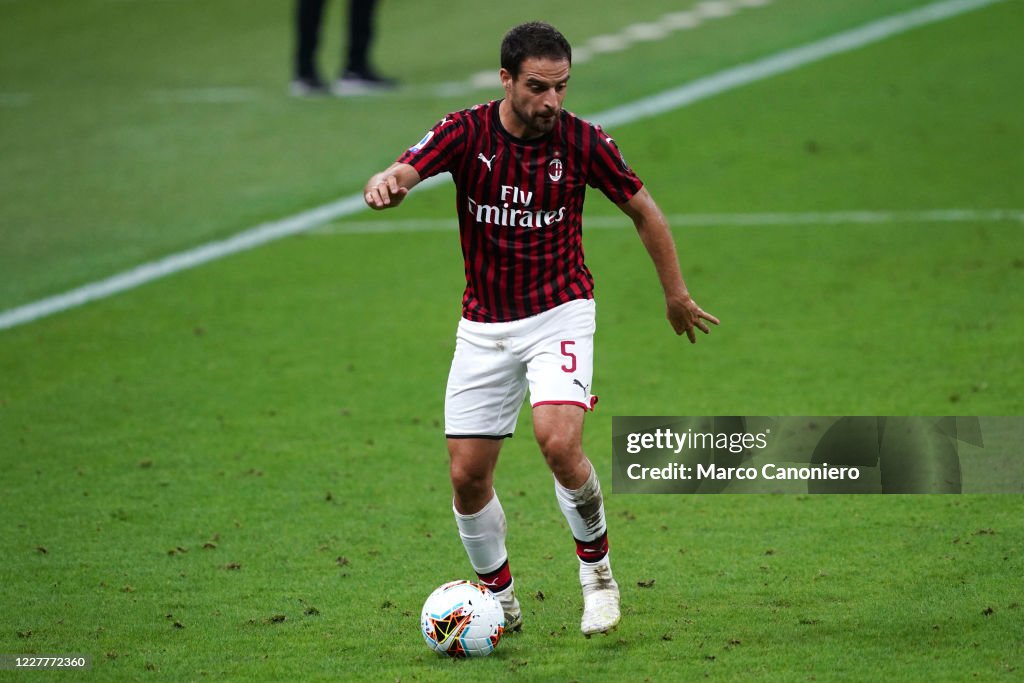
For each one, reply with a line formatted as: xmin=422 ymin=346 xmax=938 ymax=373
xmin=560 ymin=340 xmax=576 ymax=373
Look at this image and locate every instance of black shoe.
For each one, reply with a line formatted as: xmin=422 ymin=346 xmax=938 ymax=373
xmin=332 ymin=68 xmax=398 ymax=95
xmin=289 ymin=75 xmax=329 ymax=97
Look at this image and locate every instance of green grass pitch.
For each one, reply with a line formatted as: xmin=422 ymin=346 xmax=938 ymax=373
xmin=1 ymin=0 xmax=1022 ymax=680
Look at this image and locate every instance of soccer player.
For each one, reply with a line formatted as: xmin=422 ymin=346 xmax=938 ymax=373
xmin=364 ymin=22 xmax=718 ymax=636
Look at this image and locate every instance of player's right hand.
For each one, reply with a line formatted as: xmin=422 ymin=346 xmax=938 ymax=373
xmin=365 ymin=174 xmax=409 ymax=210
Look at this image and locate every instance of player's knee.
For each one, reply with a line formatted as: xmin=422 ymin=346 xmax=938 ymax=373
xmin=537 ymin=431 xmax=583 ymax=475
xmin=537 ymin=427 xmax=577 ymax=458
xmin=449 ymin=461 xmax=490 ymax=499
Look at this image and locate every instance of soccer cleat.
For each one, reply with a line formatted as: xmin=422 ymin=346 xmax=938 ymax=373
xmin=289 ymin=76 xmax=329 ymax=97
xmin=504 ymin=609 xmax=523 ymax=634
xmin=332 ymin=68 xmax=398 ymax=96
xmin=494 ymin=587 xmax=523 ymax=633
xmin=580 ymin=559 xmax=620 ymax=636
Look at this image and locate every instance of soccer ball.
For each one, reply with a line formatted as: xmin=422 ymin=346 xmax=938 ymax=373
xmin=420 ymin=580 xmax=505 ymax=657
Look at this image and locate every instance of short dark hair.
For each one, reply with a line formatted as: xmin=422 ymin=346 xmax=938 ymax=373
xmin=500 ymin=22 xmax=572 ymax=78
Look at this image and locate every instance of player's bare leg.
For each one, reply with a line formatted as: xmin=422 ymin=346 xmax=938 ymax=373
xmin=533 ymin=404 xmax=620 ymax=636
xmin=448 ymin=437 xmax=522 ymax=632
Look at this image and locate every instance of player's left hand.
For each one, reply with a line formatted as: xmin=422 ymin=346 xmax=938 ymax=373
xmin=667 ymin=295 xmax=719 ymax=344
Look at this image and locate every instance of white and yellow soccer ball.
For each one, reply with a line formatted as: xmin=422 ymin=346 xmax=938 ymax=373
xmin=420 ymin=580 xmax=505 ymax=657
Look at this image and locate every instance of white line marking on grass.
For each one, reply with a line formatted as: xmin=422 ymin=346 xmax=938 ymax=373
xmin=0 ymin=0 xmax=1006 ymax=332
xmin=312 ymin=217 xmax=457 ymax=235
xmin=0 ymin=193 xmax=365 ymax=330
xmin=308 ymin=209 xmax=1024 ymax=236
xmin=624 ymin=23 xmax=672 ymax=42
xmin=586 ymin=34 xmax=632 ymax=54
xmin=662 ymin=12 xmax=703 ymax=30
xmin=694 ymin=1 xmax=739 ymax=20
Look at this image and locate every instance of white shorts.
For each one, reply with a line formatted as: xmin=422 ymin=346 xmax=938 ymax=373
xmin=445 ymin=299 xmax=598 ymax=439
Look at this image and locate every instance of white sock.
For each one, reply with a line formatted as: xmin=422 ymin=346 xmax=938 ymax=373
xmin=554 ymin=465 xmax=609 ymax=562
xmin=453 ymin=492 xmax=511 ymax=588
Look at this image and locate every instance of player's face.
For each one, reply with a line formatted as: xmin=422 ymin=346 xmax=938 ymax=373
xmin=501 ymin=57 xmax=570 ymax=138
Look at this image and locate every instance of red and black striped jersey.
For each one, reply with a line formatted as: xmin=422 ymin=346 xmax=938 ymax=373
xmin=397 ymin=99 xmax=643 ymax=323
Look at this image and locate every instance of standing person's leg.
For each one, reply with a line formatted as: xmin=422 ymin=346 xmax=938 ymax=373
xmin=345 ymin=0 xmax=376 ymax=75
xmin=335 ymin=0 xmax=396 ymax=92
xmin=293 ymin=0 xmax=328 ymax=89
xmin=533 ymin=404 xmax=620 ymax=636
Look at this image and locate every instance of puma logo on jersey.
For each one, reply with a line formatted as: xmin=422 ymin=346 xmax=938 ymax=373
xmin=477 ymin=153 xmax=496 ymax=171
xmin=573 ymin=379 xmax=589 ymax=396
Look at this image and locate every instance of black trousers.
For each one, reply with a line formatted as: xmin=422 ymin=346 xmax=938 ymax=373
xmin=295 ymin=0 xmax=378 ymax=79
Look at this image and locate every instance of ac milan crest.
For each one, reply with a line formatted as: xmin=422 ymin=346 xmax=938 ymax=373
xmin=547 ymin=157 xmax=564 ymax=183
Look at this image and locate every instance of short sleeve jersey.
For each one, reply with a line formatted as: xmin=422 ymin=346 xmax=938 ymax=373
xmin=397 ymin=100 xmax=643 ymax=323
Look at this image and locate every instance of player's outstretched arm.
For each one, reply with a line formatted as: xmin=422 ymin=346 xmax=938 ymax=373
xmin=364 ymin=162 xmax=421 ymax=210
xmin=618 ymin=186 xmax=720 ymax=344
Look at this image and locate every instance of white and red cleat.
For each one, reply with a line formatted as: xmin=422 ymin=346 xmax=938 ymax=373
xmin=580 ymin=558 xmax=620 ymax=636
xmin=493 ymin=585 xmax=523 ymax=633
